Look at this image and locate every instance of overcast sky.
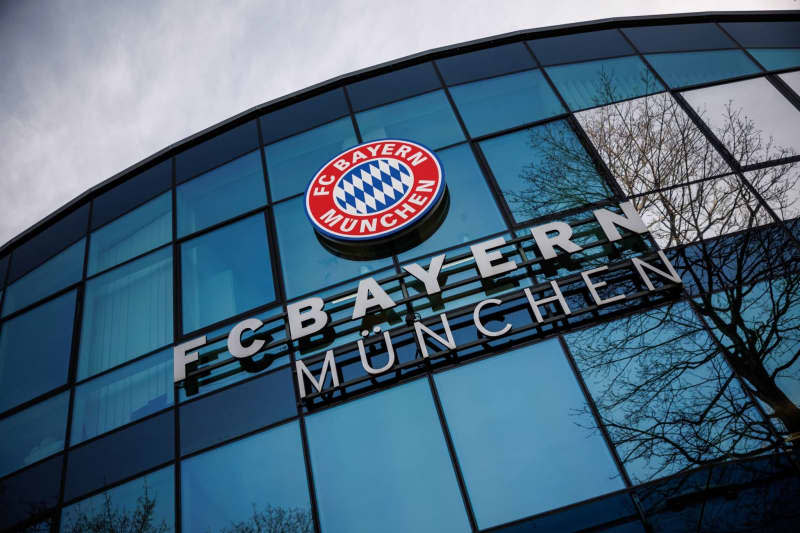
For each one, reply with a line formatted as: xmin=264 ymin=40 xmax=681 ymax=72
xmin=0 ymin=0 xmax=796 ymax=247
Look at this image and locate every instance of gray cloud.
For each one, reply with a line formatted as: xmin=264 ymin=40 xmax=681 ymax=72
xmin=0 ymin=0 xmax=793 ymax=246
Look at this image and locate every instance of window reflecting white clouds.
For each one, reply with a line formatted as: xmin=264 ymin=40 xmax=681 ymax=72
xmin=682 ymin=77 xmax=800 ymax=165
xmin=577 ymin=92 xmax=730 ymax=197
xmin=637 ymin=175 xmax=770 ymax=249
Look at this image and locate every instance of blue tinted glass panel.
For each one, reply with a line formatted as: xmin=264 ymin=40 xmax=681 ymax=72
xmin=3 ymin=239 xmax=85 ymax=317
xmin=306 ymin=379 xmax=469 ymax=533
xmin=60 ymin=466 xmax=174 ymax=532
xmin=480 ymin=120 xmax=612 ymax=223
xmin=65 ymin=411 xmax=174 ymax=501
xmin=437 ymin=43 xmax=536 ymax=85
xmin=450 ymin=69 xmax=564 ymax=137
xmin=260 ymin=88 xmax=349 ymax=144
xmin=265 ymin=117 xmax=357 ymax=201
xmin=91 ymin=160 xmax=172 ymax=230
xmin=0 ymin=290 xmax=76 ymax=412
xmin=71 ymin=349 xmax=172 ymax=445
xmin=529 ymin=29 xmax=633 ymax=66
xmin=435 ymin=338 xmax=623 ymax=528
xmin=565 ymin=302 xmax=773 ymax=483
xmin=399 ymin=143 xmax=505 ymax=260
xmin=8 ymin=203 xmax=88 ymax=282
xmin=357 ymin=90 xmax=464 ymax=149
xmin=749 ymin=48 xmax=800 ymax=71
xmin=176 ymin=120 xmax=259 ymax=183
xmin=347 ymin=62 xmax=441 ymax=111
xmin=701 ymin=278 xmax=800 ymax=429
xmin=646 ymin=50 xmax=760 ymax=88
xmin=180 ymin=366 xmax=295 ymax=455
xmin=781 ymin=70 xmax=800 ymax=97
xmin=181 ymin=422 xmax=310 ymax=533
xmin=0 ymin=455 xmax=61 ymax=531
xmin=88 ymin=192 xmax=171 ymax=275
xmin=181 ymin=215 xmax=274 ymax=333
xmin=273 ymin=195 xmax=393 ymax=298
xmin=78 ymin=247 xmax=173 ymax=379
xmin=721 ymin=21 xmax=800 ymax=48
xmin=177 ymin=150 xmax=266 ymax=237
xmin=623 ymin=23 xmax=734 ymax=52
xmin=0 ymin=391 xmax=68 ymax=477
xmin=546 ymin=56 xmax=662 ymax=111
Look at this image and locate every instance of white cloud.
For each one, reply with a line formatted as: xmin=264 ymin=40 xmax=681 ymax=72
xmin=0 ymin=0 xmax=794 ymax=246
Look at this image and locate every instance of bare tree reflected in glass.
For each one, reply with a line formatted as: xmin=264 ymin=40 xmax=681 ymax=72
xmin=508 ymin=72 xmax=800 ymax=483
xmin=219 ymin=504 xmax=312 ymax=533
xmin=61 ymin=483 xmax=168 ymax=533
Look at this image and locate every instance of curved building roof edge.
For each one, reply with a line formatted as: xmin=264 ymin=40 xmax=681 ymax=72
xmin=3 ymin=9 xmax=799 ymax=253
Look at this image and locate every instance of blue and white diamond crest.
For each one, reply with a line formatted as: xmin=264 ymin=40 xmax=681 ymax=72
xmin=333 ymin=158 xmax=414 ymax=216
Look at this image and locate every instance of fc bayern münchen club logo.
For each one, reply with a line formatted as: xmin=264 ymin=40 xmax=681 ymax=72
xmin=305 ymin=139 xmax=445 ymax=242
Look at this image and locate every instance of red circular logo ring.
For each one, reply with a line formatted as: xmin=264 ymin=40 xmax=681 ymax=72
xmin=305 ymin=139 xmax=445 ymax=242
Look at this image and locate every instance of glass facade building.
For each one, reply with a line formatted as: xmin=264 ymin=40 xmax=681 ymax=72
xmin=1 ymin=12 xmax=800 ymax=532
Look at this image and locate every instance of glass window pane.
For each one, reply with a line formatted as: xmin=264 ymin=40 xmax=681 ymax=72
xmin=88 ymin=191 xmax=171 ymax=275
xmin=749 ymin=49 xmax=800 ymax=71
xmin=180 ymin=366 xmax=295 ymax=455
xmin=71 ymin=348 xmax=173 ymax=445
xmin=576 ymin=92 xmax=731 ymax=196
xmin=698 ymin=455 xmax=800 ymax=531
xmin=273 ymin=195 xmax=394 ymax=298
xmin=529 ymin=29 xmax=633 ymax=66
xmin=356 ymin=90 xmax=465 ymax=149
xmin=646 ymin=50 xmax=760 ymax=88
xmin=546 ymin=56 xmax=662 ymax=111
xmin=78 ymin=247 xmax=173 ymax=380
xmin=0 ymin=391 xmax=68 ymax=477
xmin=8 ymin=203 xmax=88 ymax=283
xmin=683 ymin=77 xmax=800 ymax=165
xmin=743 ymin=162 xmax=800 ymax=221
xmin=0 ymin=455 xmax=61 ymax=531
xmin=780 ymin=69 xmax=800 ymax=94
xmin=0 ymin=290 xmax=76 ymax=412
xmin=181 ymin=215 xmax=275 ymax=333
xmin=399 ymin=143 xmax=506 ymax=260
xmin=623 ymin=23 xmax=734 ymax=53
xmin=449 ymin=69 xmax=564 ymax=137
xmin=437 ymin=43 xmax=535 ymax=85
xmin=701 ymin=277 xmax=800 ymax=435
xmin=65 ymin=411 xmax=174 ymax=501
xmin=564 ymin=301 xmax=776 ymax=483
xmin=480 ymin=120 xmax=612 ymax=223
xmin=181 ymin=421 xmax=310 ymax=533
xmin=176 ymin=120 xmax=259 ymax=183
xmin=91 ymin=160 xmax=172 ymax=230
xmin=261 ymin=88 xmax=349 ymax=144
xmin=435 ymin=338 xmax=623 ymax=528
xmin=639 ymin=175 xmax=769 ymax=249
xmin=721 ymin=21 xmax=800 ymax=48
xmin=347 ymin=62 xmax=441 ymax=112
xmin=60 ymin=466 xmax=174 ymax=533
xmin=306 ymin=379 xmax=470 ymax=533
xmin=3 ymin=239 xmax=85 ymax=317
xmin=177 ymin=150 xmax=266 ymax=237
xmin=265 ymin=117 xmax=357 ymax=202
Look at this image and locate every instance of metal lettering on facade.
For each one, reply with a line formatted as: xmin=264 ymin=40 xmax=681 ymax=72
xmin=173 ymin=201 xmax=683 ymax=396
